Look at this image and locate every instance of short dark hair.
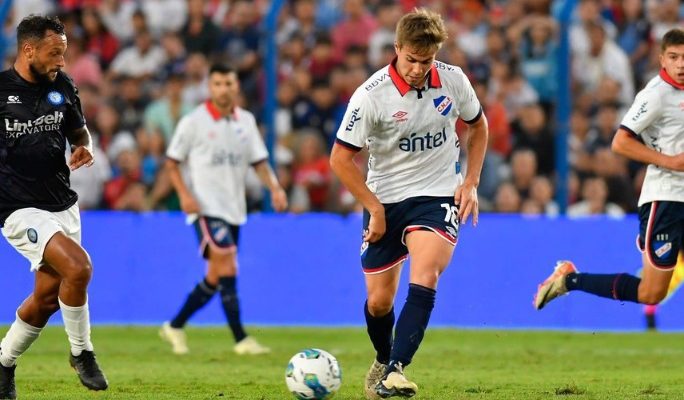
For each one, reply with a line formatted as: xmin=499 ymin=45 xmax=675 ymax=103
xmin=16 ymin=15 xmax=65 ymax=46
xmin=661 ymin=28 xmax=684 ymax=52
xmin=209 ymin=63 xmax=235 ymax=75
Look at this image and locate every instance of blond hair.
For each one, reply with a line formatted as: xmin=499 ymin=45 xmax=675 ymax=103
xmin=395 ymin=8 xmax=448 ymax=54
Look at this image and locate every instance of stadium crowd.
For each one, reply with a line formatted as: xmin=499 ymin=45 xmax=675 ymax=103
xmin=4 ymin=0 xmax=683 ymax=216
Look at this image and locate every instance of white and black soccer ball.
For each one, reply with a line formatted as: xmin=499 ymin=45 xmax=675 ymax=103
xmin=285 ymin=348 xmax=342 ymax=399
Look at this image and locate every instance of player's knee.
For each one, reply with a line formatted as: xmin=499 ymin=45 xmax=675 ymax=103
xmin=37 ymin=298 xmax=60 ymax=316
xmin=411 ymin=269 xmax=441 ymax=288
xmin=366 ymin=296 xmax=393 ymax=316
xmin=62 ymin=253 xmax=93 ymax=287
xmin=638 ymin=287 xmax=667 ymax=305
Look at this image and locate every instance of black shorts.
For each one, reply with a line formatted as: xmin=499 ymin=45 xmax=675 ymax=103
xmin=361 ymin=196 xmax=459 ymax=274
xmin=193 ymin=215 xmax=240 ymax=259
xmin=638 ymin=201 xmax=684 ymax=270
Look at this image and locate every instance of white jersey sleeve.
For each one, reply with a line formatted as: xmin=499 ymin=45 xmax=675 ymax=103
xmin=335 ymin=90 xmax=376 ymax=149
xmin=620 ymin=87 xmax=663 ymax=136
xmin=454 ymin=71 xmax=482 ymax=123
xmin=243 ymin=112 xmax=269 ymax=164
xmin=166 ymin=114 xmax=194 ymax=162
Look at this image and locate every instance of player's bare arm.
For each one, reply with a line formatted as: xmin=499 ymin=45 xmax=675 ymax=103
xmin=165 ymin=158 xmax=200 ymax=214
xmin=330 ymin=144 xmax=385 ymax=243
xmin=611 ymin=128 xmax=684 ymax=171
xmin=455 ymin=114 xmax=488 ymax=227
xmin=66 ymin=126 xmax=94 ymax=170
xmin=253 ymin=160 xmax=288 ymax=212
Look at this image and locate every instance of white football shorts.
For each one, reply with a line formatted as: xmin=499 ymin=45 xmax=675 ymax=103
xmin=1 ymin=203 xmax=82 ymax=271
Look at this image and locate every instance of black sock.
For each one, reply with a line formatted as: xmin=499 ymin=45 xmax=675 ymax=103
xmin=170 ymin=278 xmax=217 ymax=328
xmin=218 ymin=276 xmax=247 ymax=342
xmin=364 ymin=301 xmax=394 ymax=365
xmin=389 ymin=284 xmax=435 ymax=368
xmin=566 ymin=272 xmax=641 ymax=303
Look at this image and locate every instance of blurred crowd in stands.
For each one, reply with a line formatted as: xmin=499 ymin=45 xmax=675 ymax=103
xmin=5 ymin=0 xmax=684 ymax=216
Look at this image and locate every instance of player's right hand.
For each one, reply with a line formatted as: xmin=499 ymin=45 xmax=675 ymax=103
xmin=180 ymin=194 xmax=200 ymax=214
xmin=364 ymin=210 xmax=386 ymax=243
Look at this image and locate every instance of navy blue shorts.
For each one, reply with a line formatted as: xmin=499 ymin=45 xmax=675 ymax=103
xmin=637 ymin=201 xmax=684 ymax=270
xmin=361 ymin=196 xmax=459 ymax=274
xmin=193 ymin=215 xmax=240 ymax=259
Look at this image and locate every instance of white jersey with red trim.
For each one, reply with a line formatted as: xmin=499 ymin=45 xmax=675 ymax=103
xmin=167 ymin=101 xmax=268 ymax=224
xmin=620 ymin=70 xmax=684 ymax=206
xmin=335 ymin=60 xmax=482 ymax=203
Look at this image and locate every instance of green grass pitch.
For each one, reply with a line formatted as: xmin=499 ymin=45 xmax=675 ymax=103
xmin=6 ymin=326 xmax=684 ymax=399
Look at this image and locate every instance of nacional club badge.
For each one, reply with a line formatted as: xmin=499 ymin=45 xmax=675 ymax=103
xmin=47 ymin=91 xmax=64 ymax=106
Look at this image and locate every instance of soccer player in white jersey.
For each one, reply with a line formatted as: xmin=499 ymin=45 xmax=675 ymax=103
xmin=159 ymin=64 xmax=288 ymax=356
xmin=330 ymin=9 xmax=488 ymax=399
xmin=535 ymin=28 xmax=684 ymax=311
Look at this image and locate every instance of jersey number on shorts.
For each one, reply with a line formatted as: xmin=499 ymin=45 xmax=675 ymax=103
xmin=440 ymin=203 xmax=459 ymax=227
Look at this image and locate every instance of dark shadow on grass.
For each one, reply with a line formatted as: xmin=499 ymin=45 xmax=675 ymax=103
xmin=555 ymin=384 xmax=586 ymax=395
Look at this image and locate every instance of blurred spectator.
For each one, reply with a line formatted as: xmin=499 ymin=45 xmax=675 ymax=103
xmin=104 ymin=149 xmax=148 ymax=211
xmin=143 ymin=73 xmax=193 ymax=144
xmin=279 ymin=0 xmax=323 ymax=48
xmin=529 ymin=175 xmax=559 ymax=217
xmin=617 ymin=0 xmax=651 ymax=88
xmin=160 ymin=32 xmax=188 ymax=81
xmin=570 ymin=0 xmax=618 ymax=56
xmin=572 ymin=20 xmax=634 ymax=106
xmin=309 ymin=33 xmax=337 ymax=79
xmin=293 ymin=132 xmax=332 ymax=211
xmin=277 ymin=162 xmax=311 ymax=214
xmin=494 ymin=181 xmax=522 ymax=213
xmin=69 ymin=143 xmax=111 ymax=210
xmin=139 ymin=0 xmax=187 ymax=38
xmin=98 ymin=0 xmax=137 ymax=43
xmin=509 ymin=15 xmax=558 ymax=111
xmin=567 ymin=176 xmax=625 ymax=217
xmin=182 ymin=52 xmax=210 ymax=106
xmin=368 ymin=0 xmax=401 ymax=68
xmin=12 ymin=0 xmax=55 ymax=27
xmin=181 ymin=0 xmax=220 ymax=56
xmin=81 ymin=6 xmax=119 ymax=69
xmin=509 ymin=148 xmax=538 ymax=198
xmin=111 ymin=75 xmax=149 ymax=133
xmin=511 ymin=104 xmax=554 ymax=174
xmin=109 ymin=29 xmax=166 ymax=80
xmin=63 ymin=35 xmax=102 ymax=88
xmin=331 ymin=0 xmax=378 ymax=61
xmin=215 ymin=0 xmax=261 ymax=111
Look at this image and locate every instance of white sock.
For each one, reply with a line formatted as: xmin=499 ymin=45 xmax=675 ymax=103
xmin=59 ymin=298 xmax=94 ymax=356
xmin=0 ymin=313 xmax=42 ymax=367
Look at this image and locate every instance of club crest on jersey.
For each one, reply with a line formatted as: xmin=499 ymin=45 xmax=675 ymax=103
xmin=47 ymin=91 xmax=64 ymax=106
xmin=433 ymin=96 xmax=452 ymax=116
xmin=654 ymin=241 xmax=672 ymax=259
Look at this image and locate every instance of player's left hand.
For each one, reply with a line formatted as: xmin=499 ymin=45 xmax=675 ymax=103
xmin=454 ymin=181 xmax=479 ymax=227
xmin=69 ymin=145 xmax=94 ymax=171
xmin=271 ymin=187 xmax=288 ymax=212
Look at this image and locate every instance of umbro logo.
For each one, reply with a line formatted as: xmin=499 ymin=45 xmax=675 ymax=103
xmin=7 ymin=95 xmax=21 ymax=104
xmin=392 ymin=110 xmax=408 ymax=123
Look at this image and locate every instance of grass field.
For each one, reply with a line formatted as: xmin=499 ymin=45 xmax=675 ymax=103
xmin=5 ymin=326 xmax=684 ymax=399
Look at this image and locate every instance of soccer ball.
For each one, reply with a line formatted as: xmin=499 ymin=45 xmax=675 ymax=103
xmin=285 ymin=348 xmax=342 ymax=399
